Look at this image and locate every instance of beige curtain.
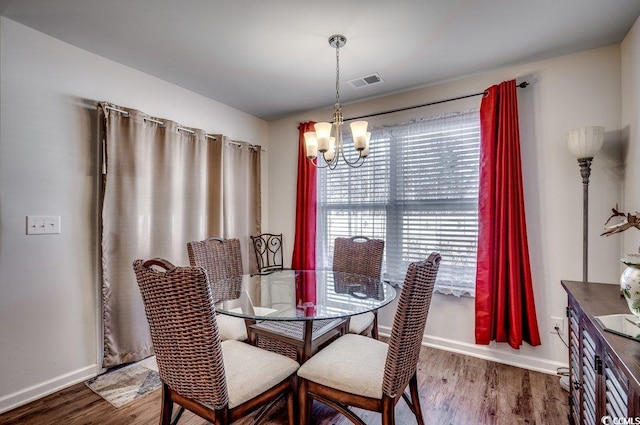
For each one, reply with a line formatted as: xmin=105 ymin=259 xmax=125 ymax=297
xmin=100 ymin=104 xmax=227 ymax=367
xmin=222 ymin=136 xmax=261 ymax=273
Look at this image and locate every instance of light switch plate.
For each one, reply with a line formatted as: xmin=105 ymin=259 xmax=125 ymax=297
xmin=26 ymin=215 xmax=61 ymax=235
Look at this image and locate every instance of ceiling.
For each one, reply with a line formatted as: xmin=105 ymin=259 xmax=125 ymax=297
xmin=1 ymin=1 xmax=639 ymax=121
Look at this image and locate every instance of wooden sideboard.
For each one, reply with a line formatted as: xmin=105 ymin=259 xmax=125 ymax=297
xmin=562 ymin=280 xmax=640 ymax=424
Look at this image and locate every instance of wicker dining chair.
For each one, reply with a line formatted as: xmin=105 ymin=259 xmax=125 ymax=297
xmin=133 ymin=258 xmax=299 ymax=425
xmin=333 ymin=236 xmax=385 ymax=339
xmin=297 ymin=252 xmax=441 ymax=425
xmin=187 ymin=237 xmax=248 ymax=342
xmin=250 ymin=233 xmax=285 ymax=275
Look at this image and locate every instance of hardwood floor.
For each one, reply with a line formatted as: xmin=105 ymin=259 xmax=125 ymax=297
xmin=0 ymin=346 xmax=569 ymax=425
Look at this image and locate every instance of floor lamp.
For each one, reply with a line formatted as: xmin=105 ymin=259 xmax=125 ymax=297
xmin=567 ymin=126 xmax=605 ymax=283
xmin=560 ymin=126 xmax=604 ymax=393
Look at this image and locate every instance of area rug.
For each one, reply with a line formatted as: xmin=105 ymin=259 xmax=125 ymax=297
xmin=85 ymin=357 xmax=161 ymax=408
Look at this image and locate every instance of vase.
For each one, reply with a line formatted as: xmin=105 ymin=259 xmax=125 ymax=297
xmin=620 ymin=256 xmax=640 ymax=321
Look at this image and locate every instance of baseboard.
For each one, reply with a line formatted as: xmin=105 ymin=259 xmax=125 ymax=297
xmin=0 ymin=364 xmax=98 ymax=414
xmin=1 ymin=330 xmax=567 ymax=415
xmin=378 ymin=326 xmax=567 ymax=375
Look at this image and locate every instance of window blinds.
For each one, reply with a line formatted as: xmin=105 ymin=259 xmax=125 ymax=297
xmin=317 ymin=109 xmax=480 ymax=296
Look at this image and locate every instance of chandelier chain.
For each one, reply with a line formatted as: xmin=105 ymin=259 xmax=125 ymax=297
xmin=335 ymin=40 xmax=340 ymax=108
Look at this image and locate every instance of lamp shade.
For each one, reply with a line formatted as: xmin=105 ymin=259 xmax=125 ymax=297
xmin=360 ymin=132 xmax=371 ymax=158
xmin=567 ymin=126 xmax=604 ymax=159
xmin=314 ymin=122 xmax=332 ymax=152
xmin=303 ymin=132 xmax=318 ymax=159
xmin=324 ymin=137 xmax=336 ymax=161
xmin=349 ymin=121 xmax=368 ymax=150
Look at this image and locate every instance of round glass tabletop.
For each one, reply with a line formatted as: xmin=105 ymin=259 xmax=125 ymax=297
xmin=212 ymin=269 xmax=396 ymax=321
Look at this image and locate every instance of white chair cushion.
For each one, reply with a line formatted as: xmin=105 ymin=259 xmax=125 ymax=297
xmin=216 ymin=307 xmax=277 ymax=341
xmin=297 ymin=333 xmax=387 ymax=399
xmin=216 ymin=314 xmax=248 ymax=341
xmin=348 ymin=311 xmax=375 ymax=334
xmin=222 ymin=340 xmax=299 ymax=408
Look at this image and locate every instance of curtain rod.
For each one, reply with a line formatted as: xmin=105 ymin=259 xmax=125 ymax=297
xmin=345 ymin=81 xmax=529 ymax=122
xmin=227 ymin=140 xmax=261 ymax=152
xmin=102 ymin=104 xmax=218 ymax=141
xmin=101 ymin=103 xmax=266 ymax=152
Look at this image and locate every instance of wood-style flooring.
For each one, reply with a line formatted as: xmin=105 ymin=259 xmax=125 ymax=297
xmin=0 ymin=345 xmax=569 ymax=425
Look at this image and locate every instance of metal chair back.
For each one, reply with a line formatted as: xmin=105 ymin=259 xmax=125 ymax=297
xmin=250 ymin=233 xmax=284 ymax=274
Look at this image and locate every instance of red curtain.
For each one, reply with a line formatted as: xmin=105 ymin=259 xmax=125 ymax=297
xmin=475 ymin=80 xmax=541 ymax=349
xmin=291 ymin=122 xmax=317 ymax=270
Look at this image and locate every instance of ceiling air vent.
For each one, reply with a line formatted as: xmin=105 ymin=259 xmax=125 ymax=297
xmin=347 ymin=73 xmax=384 ymax=89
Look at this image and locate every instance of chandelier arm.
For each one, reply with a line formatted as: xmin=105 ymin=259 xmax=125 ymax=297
xmin=339 ymin=145 xmax=366 ymax=168
xmin=307 ymin=155 xmax=331 ymax=169
xmin=326 ymin=146 xmax=339 ymax=169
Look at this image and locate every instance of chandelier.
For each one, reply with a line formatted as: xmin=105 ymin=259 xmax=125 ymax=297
xmin=303 ymin=34 xmax=370 ymax=169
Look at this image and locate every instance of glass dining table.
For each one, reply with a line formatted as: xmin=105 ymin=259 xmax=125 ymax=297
xmin=211 ymin=269 xmax=397 ymax=362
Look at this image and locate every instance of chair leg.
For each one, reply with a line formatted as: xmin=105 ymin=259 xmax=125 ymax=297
xmin=381 ymin=397 xmax=395 ymax=425
xmin=371 ymin=311 xmax=379 ymax=340
xmin=169 ymin=407 xmax=184 ymax=425
xmin=287 ymin=387 xmax=295 ymax=425
xmin=160 ymin=384 xmax=173 ymax=425
xmin=214 ymin=409 xmax=229 ymax=424
xmin=408 ymin=373 xmax=425 ymax=425
xmin=298 ymin=379 xmax=310 ymax=425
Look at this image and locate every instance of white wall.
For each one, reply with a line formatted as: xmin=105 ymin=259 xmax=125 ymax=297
xmin=0 ymin=17 xmax=268 ymax=413
xmin=622 ymin=16 xmax=640 ymax=257
xmin=269 ymin=45 xmax=624 ymax=373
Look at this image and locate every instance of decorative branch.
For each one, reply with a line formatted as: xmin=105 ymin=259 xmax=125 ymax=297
xmin=602 ymin=204 xmax=640 ymax=236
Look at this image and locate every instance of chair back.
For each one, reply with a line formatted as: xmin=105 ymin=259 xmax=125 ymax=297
xmin=133 ymin=258 xmax=229 ymax=409
xmin=333 ymin=236 xmax=384 ymax=279
xmin=383 ymin=252 xmax=441 ymax=397
xmin=250 ymin=233 xmax=284 ymax=274
xmin=187 ymin=237 xmax=243 ymax=301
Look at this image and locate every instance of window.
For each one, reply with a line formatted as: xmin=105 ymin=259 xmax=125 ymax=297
xmin=316 ymin=109 xmax=480 ymax=296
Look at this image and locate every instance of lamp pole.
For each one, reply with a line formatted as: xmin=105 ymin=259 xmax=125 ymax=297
xmin=578 ymin=157 xmax=593 ymax=282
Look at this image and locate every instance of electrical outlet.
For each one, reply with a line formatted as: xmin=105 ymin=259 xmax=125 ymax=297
xmin=550 ymin=316 xmax=566 ymax=335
